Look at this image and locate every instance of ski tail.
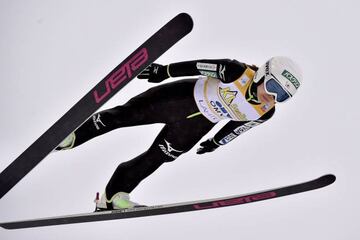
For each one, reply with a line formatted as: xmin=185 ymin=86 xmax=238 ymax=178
xmin=0 ymin=13 xmax=193 ymax=199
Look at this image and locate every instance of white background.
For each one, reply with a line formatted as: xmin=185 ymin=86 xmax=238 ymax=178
xmin=0 ymin=0 xmax=358 ymax=239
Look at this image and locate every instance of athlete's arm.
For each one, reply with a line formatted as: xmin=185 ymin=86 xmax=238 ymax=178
xmin=138 ymin=59 xmax=249 ymax=83
xmin=197 ymin=107 xmax=275 ymax=154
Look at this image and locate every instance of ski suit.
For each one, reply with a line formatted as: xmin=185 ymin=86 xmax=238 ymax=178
xmin=69 ymin=59 xmax=275 ymax=198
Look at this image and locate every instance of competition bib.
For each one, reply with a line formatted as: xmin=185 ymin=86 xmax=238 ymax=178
xmin=193 ymin=68 xmax=273 ymax=123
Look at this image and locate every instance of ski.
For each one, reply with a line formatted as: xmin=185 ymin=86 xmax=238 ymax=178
xmin=0 ymin=174 xmax=336 ymax=229
xmin=0 ymin=13 xmax=193 ymax=199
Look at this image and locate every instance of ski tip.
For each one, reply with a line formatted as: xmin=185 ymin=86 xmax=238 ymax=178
xmin=319 ymin=174 xmax=336 ymax=187
xmin=174 ymin=13 xmax=194 ymax=32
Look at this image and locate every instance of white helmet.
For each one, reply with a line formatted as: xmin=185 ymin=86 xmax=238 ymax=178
xmin=253 ymin=56 xmax=302 ymax=103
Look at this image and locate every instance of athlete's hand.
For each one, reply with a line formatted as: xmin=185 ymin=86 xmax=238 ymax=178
xmin=196 ymin=138 xmax=220 ymax=155
xmin=138 ymin=63 xmax=170 ymax=83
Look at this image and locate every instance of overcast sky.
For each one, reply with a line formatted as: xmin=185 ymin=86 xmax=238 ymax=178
xmin=0 ymin=0 xmax=359 ymax=239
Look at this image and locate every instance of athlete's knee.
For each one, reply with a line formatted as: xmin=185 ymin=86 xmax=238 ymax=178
xmin=92 ymin=105 xmax=129 ymax=129
xmin=149 ymin=139 xmax=189 ymax=163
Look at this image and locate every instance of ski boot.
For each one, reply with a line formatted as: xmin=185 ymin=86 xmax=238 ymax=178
xmin=94 ymin=192 xmax=144 ymax=211
xmin=55 ymin=132 xmax=76 ymax=151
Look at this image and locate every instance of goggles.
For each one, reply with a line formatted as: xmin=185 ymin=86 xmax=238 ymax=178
xmin=264 ymin=76 xmax=292 ymax=103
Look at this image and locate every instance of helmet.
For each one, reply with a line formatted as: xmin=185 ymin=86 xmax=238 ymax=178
xmin=253 ymin=56 xmax=302 ymax=103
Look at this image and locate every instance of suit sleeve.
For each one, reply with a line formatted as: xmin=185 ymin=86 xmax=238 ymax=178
xmin=167 ymin=59 xmax=248 ymax=83
xmin=212 ymin=107 xmax=276 ymax=145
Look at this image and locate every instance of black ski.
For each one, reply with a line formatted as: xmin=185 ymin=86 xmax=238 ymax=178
xmin=0 ymin=174 xmax=336 ymax=229
xmin=0 ymin=13 xmax=193 ymax=199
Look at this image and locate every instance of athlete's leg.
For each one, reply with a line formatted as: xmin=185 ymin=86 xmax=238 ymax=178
xmin=69 ymin=79 xmax=198 ymax=148
xmin=105 ymin=114 xmax=215 ymax=198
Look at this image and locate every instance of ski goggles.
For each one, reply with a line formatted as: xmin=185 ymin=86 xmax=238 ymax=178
xmin=264 ymin=77 xmax=292 ymax=103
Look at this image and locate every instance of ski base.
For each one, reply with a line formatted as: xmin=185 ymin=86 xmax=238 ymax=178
xmin=0 ymin=174 xmax=336 ymax=230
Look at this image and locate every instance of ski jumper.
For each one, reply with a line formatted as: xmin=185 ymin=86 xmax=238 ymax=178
xmin=69 ymin=59 xmax=275 ymax=198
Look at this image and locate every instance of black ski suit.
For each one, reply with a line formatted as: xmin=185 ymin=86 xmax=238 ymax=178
xmin=68 ymin=59 xmax=275 ymax=198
